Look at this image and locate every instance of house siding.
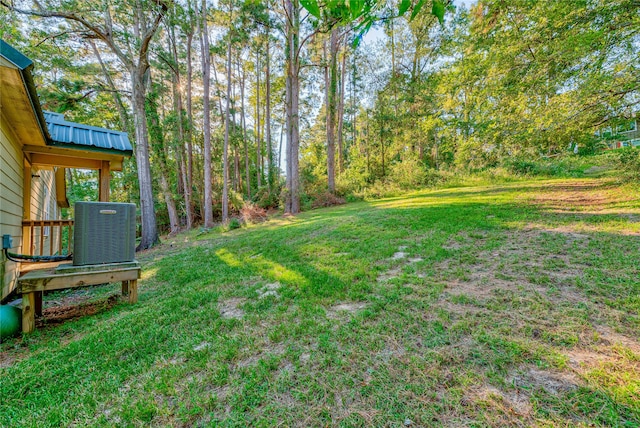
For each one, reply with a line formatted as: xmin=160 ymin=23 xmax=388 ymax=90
xmin=1 ymin=112 xmax=24 ymax=300
xmin=1 ymin=112 xmax=60 ymax=301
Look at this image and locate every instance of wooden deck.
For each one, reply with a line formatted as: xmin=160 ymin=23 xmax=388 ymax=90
xmin=17 ymin=261 xmax=140 ymax=333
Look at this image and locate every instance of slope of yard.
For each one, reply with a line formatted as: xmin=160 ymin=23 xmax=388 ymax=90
xmin=1 ymin=177 xmax=639 ymax=427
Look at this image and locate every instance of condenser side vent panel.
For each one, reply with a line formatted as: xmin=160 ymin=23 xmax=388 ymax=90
xmin=73 ymin=202 xmax=136 ymax=266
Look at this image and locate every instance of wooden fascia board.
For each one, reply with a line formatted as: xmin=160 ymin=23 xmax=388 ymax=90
xmin=29 ymin=153 xmax=103 ymax=169
xmin=23 ymin=145 xmax=124 ymax=171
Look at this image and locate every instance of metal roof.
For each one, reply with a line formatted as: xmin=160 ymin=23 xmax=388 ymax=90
xmin=0 ymin=39 xmax=33 ymax=70
xmin=1 ymin=40 xmax=132 ymax=157
xmin=43 ymin=111 xmax=133 ymax=156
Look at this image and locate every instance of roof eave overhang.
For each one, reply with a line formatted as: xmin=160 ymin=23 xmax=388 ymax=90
xmin=48 ymin=140 xmax=133 ymax=157
xmin=1 ymin=40 xmax=52 ymax=145
xmin=23 ymin=144 xmax=125 ymax=171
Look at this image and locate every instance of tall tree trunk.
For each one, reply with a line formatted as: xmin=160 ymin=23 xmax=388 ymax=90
xmin=147 ymin=84 xmax=180 ymax=236
xmin=278 ymin=111 xmax=284 ymax=179
xmin=132 ymin=69 xmax=159 ymax=248
xmin=211 ymin=57 xmax=225 ymax=121
xmin=201 ymin=0 xmax=214 ymax=227
xmin=255 ymin=49 xmax=262 ymax=189
xmin=222 ymin=34 xmax=232 ymax=223
xmin=265 ymin=28 xmax=273 ymax=190
xmin=234 ymin=147 xmax=241 ymax=193
xmin=380 ymin=124 xmax=386 ymax=177
xmin=186 ymin=29 xmax=194 ymax=200
xmin=231 ymin=74 xmax=238 ymax=192
xmin=366 ymin=110 xmax=370 ymax=175
xmin=168 ymin=23 xmax=193 ymax=230
xmin=337 ymin=41 xmax=347 ymax=173
xmin=284 ymin=0 xmax=300 ymax=214
xmin=326 ymin=28 xmax=339 ymax=194
xmin=239 ymin=60 xmax=251 ymax=198
xmin=351 ymin=46 xmax=357 ymax=155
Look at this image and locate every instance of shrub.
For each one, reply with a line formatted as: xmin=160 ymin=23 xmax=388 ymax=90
xmin=505 ymin=159 xmax=540 ymax=176
xmin=423 ymin=168 xmax=448 ymax=187
xmin=229 ymin=189 xmax=245 ymax=212
xmin=360 ymin=180 xmax=404 ymax=200
xmin=615 ymin=148 xmax=640 ymax=181
xmin=227 ymin=218 xmax=241 ymax=230
xmin=241 ymin=202 xmax=268 ymax=223
xmin=310 ymin=191 xmax=346 ymax=209
xmin=253 ymin=185 xmax=280 ymax=209
xmin=388 ymin=156 xmax=427 ymax=189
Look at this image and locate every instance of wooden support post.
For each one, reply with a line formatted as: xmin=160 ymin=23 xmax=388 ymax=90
xmin=22 ymin=292 xmax=36 ymax=333
xmin=98 ymin=161 xmax=111 ymax=202
xmin=128 ymin=280 xmax=138 ymax=304
xmin=121 ymin=280 xmax=129 ymax=296
xmin=35 ymin=291 xmax=43 ymax=317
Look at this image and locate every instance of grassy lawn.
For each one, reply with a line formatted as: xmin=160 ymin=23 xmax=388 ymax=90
xmin=1 ymin=176 xmax=639 ymax=427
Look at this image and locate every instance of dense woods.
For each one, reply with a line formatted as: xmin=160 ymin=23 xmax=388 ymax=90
xmin=1 ymin=0 xmax=638 ymax=246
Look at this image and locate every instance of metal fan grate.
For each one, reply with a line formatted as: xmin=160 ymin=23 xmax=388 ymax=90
xmin=73 ymin=202 xmax=136 ymax=266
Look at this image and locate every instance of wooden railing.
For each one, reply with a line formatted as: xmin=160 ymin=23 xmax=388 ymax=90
xmin=22 ymin=219 xmax=74 ymax=257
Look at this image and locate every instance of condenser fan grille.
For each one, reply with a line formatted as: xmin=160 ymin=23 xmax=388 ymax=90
xmin=73 ymin=202 xmax=136 ymax=266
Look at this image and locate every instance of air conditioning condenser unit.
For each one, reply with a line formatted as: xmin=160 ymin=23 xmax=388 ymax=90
xmin=73 ymin=202 xmax=136 ymax=266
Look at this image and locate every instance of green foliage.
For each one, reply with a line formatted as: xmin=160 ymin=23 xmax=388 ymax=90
xmin=430 ymin=0 xmax=445 ymax=24
xmin=453 ymin=136 xmax=499 ymax=171
xmin=227 ymin=218 xmax=242 ymax=230
xmin=504 ymin=153 xmax=616 ymax=179
xmin=505 ymin=159 xmax=539 ymax=176
xmin=253 ymin=185 xmax=281 ymax=209
xmin=388 ymin=156 xmax=427 ymax=189
xmin=300 ymin=0 xmax=320 ymax=18
xmin=229 ymin=189 xmax=245 ymax=212
xmin=615 ymin=148 xmax=640 ymax=181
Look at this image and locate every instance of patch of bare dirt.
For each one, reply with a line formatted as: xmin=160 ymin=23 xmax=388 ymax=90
xmin=325 ymin=302 xmax=369 ymax=319
xmin=218 ymin=298 xmax=245 ymax=319
xmin=433 ymin=336 xmax=476 ymax=365
xmin=193 ymin=342 xmax=211 ymax=351
xmin=508 ymin=366 xmax=580 ymax=395
xmin=442 ymin=280 xmax=496 ymax=300
xmin=458 ymin=366 xmax=583 ymax=425
xmin=442 ymin=231 xmax=488 ymax=251
xmin=0 ymin=351 xmax=17 ymax=368
xmin=377 ymin=267 xmax=401 ymax=282
xmin=439 ymin=300 xmax=486 ymax=316
xmin=593 ymin=325 xmax=640 ymax=353
xmin=480 ymin=384 xmax=532 ymax=416
xmin=37 ymin=294 xmax=119 ymax=327
xmin=566 ymin=337 xmax=640 ymax=374
xmin=432 ymin=226 xmax=599 ymax=312
xmin=329 ymin=389 xmax=376 ymax=426
xmin=378 ymin=246 xmax=426 ymax=282
xmin=527 ymin=181 xmax=635 ymax=213
xmin=235 ymin=342 xmax=286 ymax=368
xmin=257 ymin=282 xmax=281 ymax=299
xmin=272 ymin=390 xmax=297 ymax=408
xmin=376 ymin=338 xmax=406 ymax=362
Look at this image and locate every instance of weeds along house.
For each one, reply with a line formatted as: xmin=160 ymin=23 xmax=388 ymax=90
xmin=0 ymin=39 xmax=133 ymax=303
